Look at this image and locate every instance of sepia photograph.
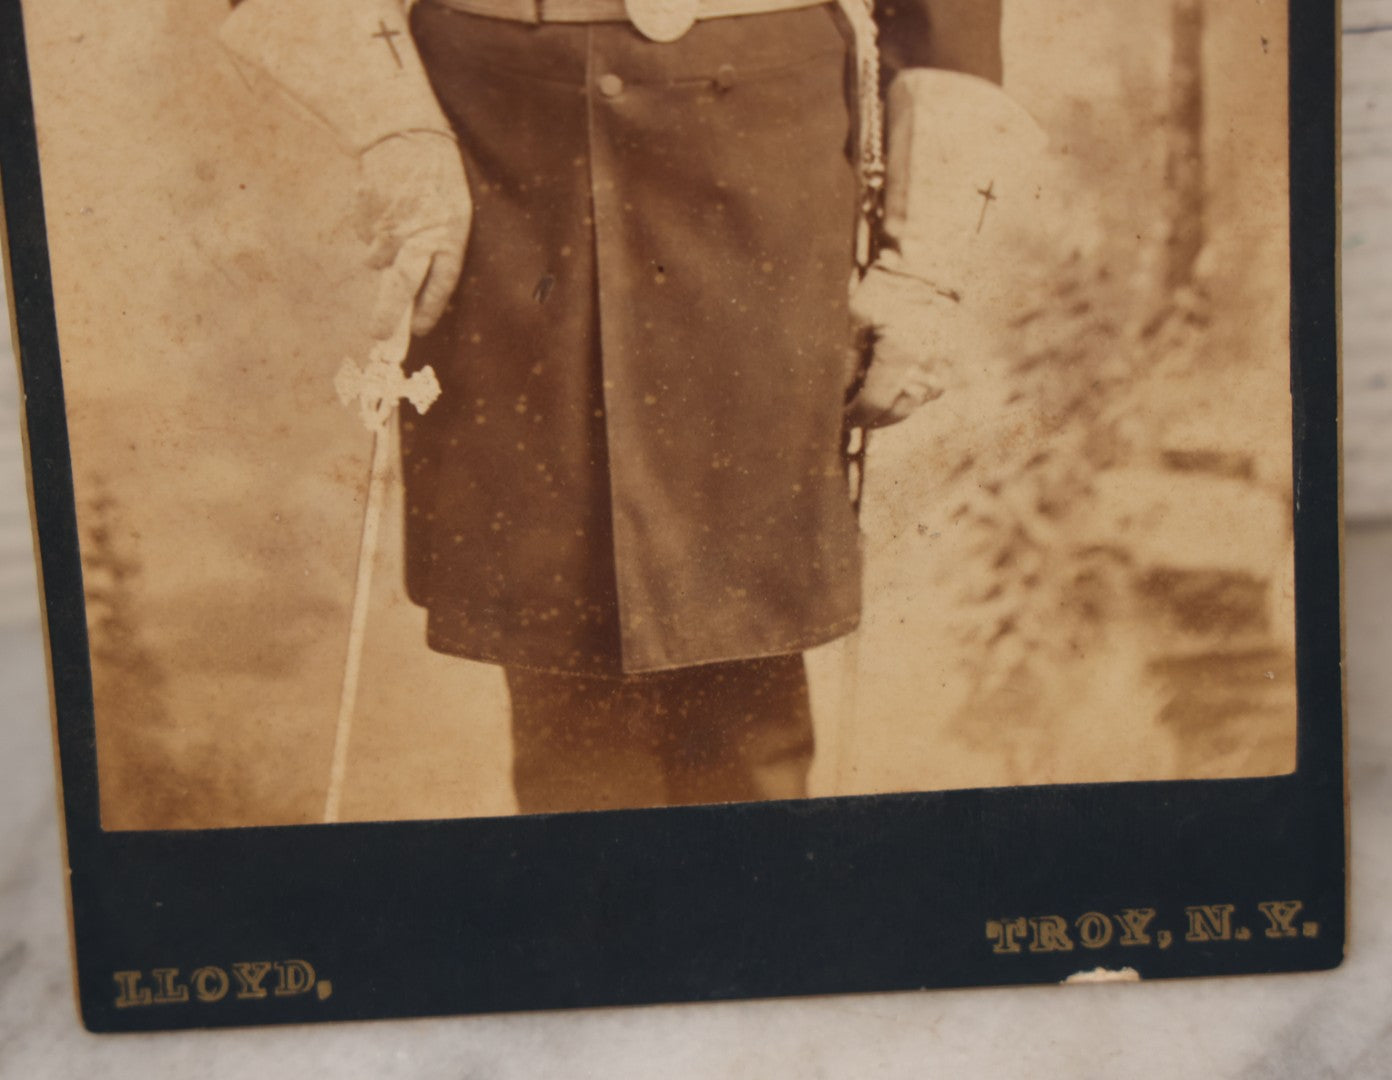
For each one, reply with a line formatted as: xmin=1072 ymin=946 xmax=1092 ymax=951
xmin=2 ymin=0 xmax=1348 ymax=1037
xmin=10 ymin=0 xmax=1300 ymax=830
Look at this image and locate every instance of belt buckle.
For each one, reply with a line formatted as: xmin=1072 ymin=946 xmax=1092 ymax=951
xmin=623 ymin=0 xmax=700 ymax=41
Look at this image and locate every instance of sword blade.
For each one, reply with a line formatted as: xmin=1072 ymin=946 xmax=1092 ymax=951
xmin=323 ymin=415 xmax=396 ymax=824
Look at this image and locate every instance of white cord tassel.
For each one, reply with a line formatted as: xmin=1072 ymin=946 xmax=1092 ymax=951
xmin=829 ymin=0 xmax=882 ymax=795
xmin=837 ymin=0 xmax=885 ymax=271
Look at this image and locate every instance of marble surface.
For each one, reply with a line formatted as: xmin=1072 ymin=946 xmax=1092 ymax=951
xmin=0 ymin=526 xmax=1383 ymax=1077
xmin=2 ymin=10 xmax=1390 ymax=1080
xmin=1345 ymin=1 xmax=1392 ymax=519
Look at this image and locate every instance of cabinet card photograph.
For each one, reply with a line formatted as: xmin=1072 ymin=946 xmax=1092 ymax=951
xmin=2 ymin=0 xmax=1343 ymax=1032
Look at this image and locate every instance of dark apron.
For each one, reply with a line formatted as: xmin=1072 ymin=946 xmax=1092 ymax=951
xmin=403 ymin=2 xmax=863 ymax=674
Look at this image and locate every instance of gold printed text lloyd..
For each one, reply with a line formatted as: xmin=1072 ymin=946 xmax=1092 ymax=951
xmin=112 ymin=959 xmax=331 ymax=1008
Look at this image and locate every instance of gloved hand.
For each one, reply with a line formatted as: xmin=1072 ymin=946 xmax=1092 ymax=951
xmin=356 ymin=131 xmax=472 ymax=339
xmin=844 ymin=255 xmax=959 ymax=430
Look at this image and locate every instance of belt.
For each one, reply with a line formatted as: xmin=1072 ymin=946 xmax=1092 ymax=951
xmin=430 ymin=0 xmax=832 ymax=43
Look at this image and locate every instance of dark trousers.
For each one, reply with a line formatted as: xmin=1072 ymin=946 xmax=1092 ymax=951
xmin=504 ymin=655 xmax=814 ymax=814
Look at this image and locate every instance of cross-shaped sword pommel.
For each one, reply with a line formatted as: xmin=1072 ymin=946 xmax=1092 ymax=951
xmin=335 ymin=344 xmax=442 ymax=433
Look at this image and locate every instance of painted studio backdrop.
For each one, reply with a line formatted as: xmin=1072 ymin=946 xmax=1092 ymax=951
xmin=20 ymin=0 xmax=1295 ymax=828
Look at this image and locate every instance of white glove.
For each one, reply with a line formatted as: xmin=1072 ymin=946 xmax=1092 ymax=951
xmin=220 ymin=0 xmax=456 ymax=156
xmin=842 ymin=69 xmax=1046 ymax=429
xmin=844 ymin=256 xmax=959 ymax=430
xmin=356 ymin=131 xmax=472 ymax=339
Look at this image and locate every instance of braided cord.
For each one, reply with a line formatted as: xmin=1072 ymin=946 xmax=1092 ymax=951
xmin=837 ymin=0 xmax=885 ymax=270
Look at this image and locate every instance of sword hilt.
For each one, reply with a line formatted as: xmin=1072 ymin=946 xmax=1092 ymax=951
xmin=334 ymin=309 xmax=442 ymax=431
xmin=335 ymin=354 xmax=442 ymax=431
